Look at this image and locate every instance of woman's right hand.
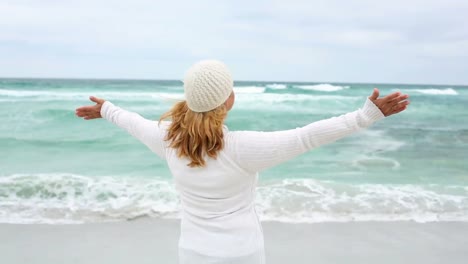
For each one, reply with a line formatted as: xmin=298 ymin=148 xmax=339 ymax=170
xmin=369 ymin=88 xmax=410 ymax=117
xmin=75 ymin=96 xmax=106 ymax=120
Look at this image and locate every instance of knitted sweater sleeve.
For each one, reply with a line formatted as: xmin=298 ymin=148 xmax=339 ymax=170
xmin=100 ymin=101 xmax=167 ymax=159
xmin=228 ymin=97 xmax=386 ymax=173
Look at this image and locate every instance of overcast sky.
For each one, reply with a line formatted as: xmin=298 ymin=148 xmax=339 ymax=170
xmin=1 ymin=0 xmax=467 ymax=84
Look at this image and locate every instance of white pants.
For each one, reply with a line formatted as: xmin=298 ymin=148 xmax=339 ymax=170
xmin=178 ymin=248 xmax=266 ymax=264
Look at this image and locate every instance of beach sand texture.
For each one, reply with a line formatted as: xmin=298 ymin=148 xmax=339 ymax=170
xmin=1 ymin=219 xmax=467 ymax=264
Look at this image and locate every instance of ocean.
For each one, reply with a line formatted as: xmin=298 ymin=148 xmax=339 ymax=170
xmin=0 ymin=78 xmax=467 ymax=224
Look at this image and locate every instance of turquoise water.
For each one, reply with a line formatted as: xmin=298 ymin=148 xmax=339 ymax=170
xmin=0 ymin=78 xmax=467 ymax=223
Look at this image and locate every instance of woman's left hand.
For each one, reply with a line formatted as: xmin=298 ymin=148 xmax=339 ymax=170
xmin=75 ymin=96 xmax=106 ymax=120
xmin=369 ymin=88 xmax=410 ymax=117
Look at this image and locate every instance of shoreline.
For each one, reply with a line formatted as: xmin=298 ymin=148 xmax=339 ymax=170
xmin=1 ymin=218 xmax=467 ymax=264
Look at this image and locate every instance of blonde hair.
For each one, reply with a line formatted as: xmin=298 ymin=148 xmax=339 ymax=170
xmin=159 ymin=101 xmax=227 ymax=167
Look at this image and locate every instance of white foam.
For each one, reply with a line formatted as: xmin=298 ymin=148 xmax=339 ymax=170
xmin=352 ymin=130 xmax=407 ymax=155
xmin=351 ymin=157 xmax=401 ymax=170
xmin=0 ymin=89 xmax=185 ymax=102
xmin=294 ymin=84 xmax=350 ymax=92
xmin=0 ymin=88 xmax=364 ymax=111
xmin=0 ymin=89 xmax=53 ymax=97
xmin=236 ymin=93 xmax=359 ymax=104
xmin=233 ymin=86 xmax=266 ymax=94
xmin=255 ymin=179 xmax=468 ymax=223
xmin=266 ymin=84 xmax=287 ymax=90
xmin=0 ymin=173 xmax=180 ymax=224
xmin=0 ymin=174 xmax=467 ymax=224
xmin=407 ymin=88 xmax=458 ymax=95
xmin=0 ymin=90 xmax=361 ymax=114
xmin=233 ymin=93 xmax=361 ymax=112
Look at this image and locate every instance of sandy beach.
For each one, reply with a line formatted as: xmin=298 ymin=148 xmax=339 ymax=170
xmin=1 ymin=219 xmax=467 ymax=264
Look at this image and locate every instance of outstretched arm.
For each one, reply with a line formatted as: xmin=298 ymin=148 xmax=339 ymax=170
xmin=75 ymin=96 xmax=167 ymax=159
xmin=229 ymin=88 xmax=409 ymax=173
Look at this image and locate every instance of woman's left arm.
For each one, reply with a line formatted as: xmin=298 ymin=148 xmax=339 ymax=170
xmin=75 ymin=96 xmax=167 ymax=159
xmin=229 ymin=89 xmax=410 ymax=173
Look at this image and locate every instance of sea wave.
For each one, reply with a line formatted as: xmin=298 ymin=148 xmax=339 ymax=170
xmin=257 ymin=180 xmax=468 ymax=223
xmin=266 ymin=84 xmax=287 ymax=90
xmin=0 ymin=89 xmax=185 ymax=102
xmin=404 ymin=88 xmax=458 ymax=95
xmin=294 ymin=84 xmax=350 ymax=92
xmin=1 ymin=173 xmax=467 ymax=224
xmin=235 ymin=93 xmax=361 ymax=109
xmin=233 ymin=86 xmax=266 ymax=94
xmin=0 ymin=173 xmax=180 ymax=224
xmin=0 ymin=88 xmax=361 ymax=106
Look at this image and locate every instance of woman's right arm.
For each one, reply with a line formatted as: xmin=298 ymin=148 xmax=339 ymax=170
xmin=100 ymin=101 xmax=168 ymax=159
xmin=229 ymin=89 xmax=409 ymax=173
xmin=76 ymin=96 xmax=167 ymax=159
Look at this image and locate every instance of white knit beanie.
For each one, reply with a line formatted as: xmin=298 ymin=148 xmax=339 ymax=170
xmin=183 ymin=60 xmax=233 ymax=112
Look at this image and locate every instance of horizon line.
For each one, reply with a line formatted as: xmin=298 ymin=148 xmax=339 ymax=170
xmin=0 ymin=76 xmax=466 ymax=87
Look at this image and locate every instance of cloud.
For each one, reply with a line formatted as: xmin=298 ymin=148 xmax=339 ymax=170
xmin=419 ymin=40 xmax=468 ymax=57
xmin=0 ymin=0 xmax=467 ymax=84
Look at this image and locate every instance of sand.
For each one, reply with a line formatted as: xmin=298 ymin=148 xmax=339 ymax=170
xmin=1 ymin=219 xmax=467 ymax=264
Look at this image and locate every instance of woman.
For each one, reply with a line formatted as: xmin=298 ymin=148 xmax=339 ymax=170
xmin=75 ymin=60 xmax=410 ymax=264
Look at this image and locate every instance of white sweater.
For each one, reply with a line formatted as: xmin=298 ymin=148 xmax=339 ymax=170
xmin=100 ymin=97 xmax=385 ymax=260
